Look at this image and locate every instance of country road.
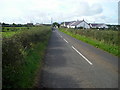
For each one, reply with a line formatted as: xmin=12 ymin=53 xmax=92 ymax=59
xmin=39 ymin=29 xmax=118 ymax=88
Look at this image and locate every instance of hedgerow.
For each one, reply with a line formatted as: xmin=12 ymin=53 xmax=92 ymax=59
xmin=59 ymin=28 xmax=119 ymax=56
xmin=2 ymin=26 xmax=51 ymax=88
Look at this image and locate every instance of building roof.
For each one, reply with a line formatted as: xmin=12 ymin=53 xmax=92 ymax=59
xmin=27 ymin=23 xmax=33 ymax=25
xmin=70 ymin=20 xmax=83 ymax=26
xmin=68 ymin=21 xmax=76 ymax=26
xmin=64 ymin=22 xmax=71 ymax=25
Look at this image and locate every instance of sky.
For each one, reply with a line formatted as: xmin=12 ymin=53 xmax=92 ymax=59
xmin=0 ymin=0 xmax=119 ymax=24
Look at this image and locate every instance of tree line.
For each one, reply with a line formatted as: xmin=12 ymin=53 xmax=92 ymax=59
xmin=1 ymin=23 xmax=34 ymax=27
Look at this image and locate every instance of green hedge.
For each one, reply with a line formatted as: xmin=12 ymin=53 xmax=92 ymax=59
xmin=2 ymin=26 xmax=52 ymax=88
xmin=65 ymin=28 xmax=119 ymax=46
xmin=60 ymin=28 xmax=119 ymax=56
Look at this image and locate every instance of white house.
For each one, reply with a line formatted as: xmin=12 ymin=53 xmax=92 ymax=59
xmin=61 ymin=22 xmax=71 ymax=27
xmin=61 ymin=20 xmax=109 ymax=29
xmin=35 ymin=23 xmax=42 ymax=26
xmin=68 ymin=20 xmax=90 ymax=29
xmin=67 ymin=21 xmax=76 ymax=28
xmin=90 ymin=23 xmax=108 ymax=29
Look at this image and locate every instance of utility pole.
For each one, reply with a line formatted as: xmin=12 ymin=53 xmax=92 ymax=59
xmin=51 ymin=18 xmax=53 ymax=30
xmin=51 ymin=18 xmax=53 ymax=26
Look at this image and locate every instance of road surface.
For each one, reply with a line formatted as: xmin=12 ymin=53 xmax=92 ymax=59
xmin=39 ymin=29 xmax=118 ymax=88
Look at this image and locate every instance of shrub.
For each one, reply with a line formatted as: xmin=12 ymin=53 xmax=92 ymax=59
xmin=59 ymin=28 xmax=119 ymax=56
xmin=2 ymin=26 xmax=51 ymax=88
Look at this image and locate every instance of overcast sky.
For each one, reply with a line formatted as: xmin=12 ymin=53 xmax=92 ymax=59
xmin=0 ymin=0 xmax=119 ymax=24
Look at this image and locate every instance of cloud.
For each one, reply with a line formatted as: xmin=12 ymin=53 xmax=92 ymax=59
xmin=73 ymin=3 xmax=103 ymax=16
xmin=0 ymin=0 xmax=118 ymax=24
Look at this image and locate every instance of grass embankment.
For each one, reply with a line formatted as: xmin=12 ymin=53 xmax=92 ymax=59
xmin=2 ymin=26 xmax=52 ymax=88
xmin=59 ymin=28 xmax=119 ymax=56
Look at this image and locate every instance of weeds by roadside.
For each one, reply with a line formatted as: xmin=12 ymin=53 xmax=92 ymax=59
xmin=2 ymin=26 xmax=52 ymax=88
xmin=59 ymin=28 xmax=119 ymax=56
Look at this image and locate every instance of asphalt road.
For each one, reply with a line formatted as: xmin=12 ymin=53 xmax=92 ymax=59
xmin=39 ymin=29 xmax=118 ymax=88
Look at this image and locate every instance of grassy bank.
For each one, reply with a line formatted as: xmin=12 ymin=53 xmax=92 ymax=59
xmin=59 ymin=28 xmax=119 ymax=56
xmin=2 ymin=26 xmax=52 ymax=88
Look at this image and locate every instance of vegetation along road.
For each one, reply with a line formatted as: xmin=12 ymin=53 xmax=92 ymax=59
xmin=2 ymin=26 xmax=52 ymax=88
xmin=2 ymin=26 xmax=118 ymax=88
xmin=38 ymin=29 xmax=118 ymax=88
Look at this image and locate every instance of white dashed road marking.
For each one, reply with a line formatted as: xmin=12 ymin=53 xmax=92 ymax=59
xmin=72 ymin=46 xmax=93 ymax=65
xmin=57 ymin=31 xmax=92 ymax=65
xmin=63 ymin=39 xmax=69 ymax=43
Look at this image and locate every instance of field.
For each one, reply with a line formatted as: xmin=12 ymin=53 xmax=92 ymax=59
xmin=2 ymin=27 xmax=33 ymax=38
xmin=59 ymin=28 xmax=119 ymax=56
xmin=2 ymin=26 xmax=52 ymax=88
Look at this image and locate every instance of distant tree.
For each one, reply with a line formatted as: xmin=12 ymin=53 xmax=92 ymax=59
xmin=2 ymin=22 xmax=10 ymax=27
xmin=52 ymin=22 xmax=60 ymax=28
xmin=12 ymin=23 xmax=16 ymax=27
xmin=2 ymin=22 xmax=6 ymax=25
xmin=57 ymin=23 xmax=60 ymax=28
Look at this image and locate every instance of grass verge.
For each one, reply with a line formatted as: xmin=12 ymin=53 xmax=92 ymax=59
xmin=18 ymin=42 xmax=48 ymax=87
xmin=59 ymin=28 xmax=119 ymax=56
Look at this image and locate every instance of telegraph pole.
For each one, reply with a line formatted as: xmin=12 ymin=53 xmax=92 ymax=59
xmin=51 ymin=18 xmax=53 ymax=31
xmin=51 ymin=18 xmax=53 ymax=26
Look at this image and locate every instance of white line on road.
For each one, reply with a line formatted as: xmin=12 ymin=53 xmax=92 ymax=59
xmin=57 ymin=32 xmax=63 ymax=38
xmin=72 ymin=46 xmax=93 ymax=65
xmin=57 ymin=32 xmax=61 ymax=37
xmin=64 ymin=39 xmax=69 ymax=43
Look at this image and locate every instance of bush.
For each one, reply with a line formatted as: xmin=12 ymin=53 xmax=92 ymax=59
xmin=2 ymin=26 xmax=52 ymax=88
xmin=59 ymin=28 xmax=119 ymax=56
xmin=75 ymin=29 xmax=119 ymax=46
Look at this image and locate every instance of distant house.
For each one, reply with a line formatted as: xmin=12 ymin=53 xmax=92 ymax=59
xmin=68 ymin=20 xmax=90 ymax=29
xmin=27 ymin=23 xmax=33 ymax=26
xmin=61 ymin=22 xmax=71 ymax=28
xmin=61 ymin=20 xmax=109 ymax=29
xmin=35 ymin=23 xmax=41 ymax=26
xmin=67 ymin=21 xmax=76 ymax=28
xmin=90 ymin=23 xmax=108 ymax=29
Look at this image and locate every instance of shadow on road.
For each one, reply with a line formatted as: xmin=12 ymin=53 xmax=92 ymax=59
xmin=40 ymin=70 xmax=80 ymax=88
xmin=36 ymin=31 xmax=80 ymax=88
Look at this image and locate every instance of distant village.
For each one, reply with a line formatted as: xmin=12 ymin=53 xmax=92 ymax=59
xmin=0 ymin=19 xmax=119 ymax=30
xmin=60 ymin=20 xmax=119 ymax=30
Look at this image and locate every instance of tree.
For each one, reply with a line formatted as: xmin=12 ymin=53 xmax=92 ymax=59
xmin=52 ymin=22 xmax=60 ymax=28
xmin=12 ymin=23 xmax=15 ymax=25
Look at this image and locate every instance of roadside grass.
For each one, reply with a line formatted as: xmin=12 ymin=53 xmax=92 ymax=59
xmin=3 ymin=26 xmax=52 ymax=88
xmin=17 ymin=42 xmax=47 ymax=87
xmin=59 ymin=28 xmax=119 ymax=56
